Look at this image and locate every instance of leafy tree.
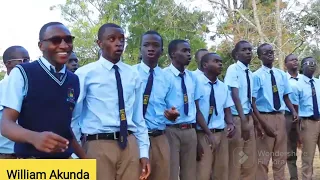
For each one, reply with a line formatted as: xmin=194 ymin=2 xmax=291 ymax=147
xmin=208 ymin=0 xmax=318 ymax=70
xmin=53 ymin=0 xmax=213 ymax=69
xmin=0 ymin=71 xmax=5 ymax=80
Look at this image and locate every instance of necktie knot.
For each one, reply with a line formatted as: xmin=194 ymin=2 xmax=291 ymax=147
xmin=310 ymin=79 xmax=314 ymax=83
xmin=50 ymin=66 xmax=63 ymax=80
xmin=209 ymin=81 xmax=217 ymax=87
xmin=291 ymin=77 xmax=299 ymax=81
xmin=113 ymin=65 xmax=119 ymax=70
xmin=245 ymin=69 xmax=249 ymax=73
xmin=270 ymin=70 xmax=274 ymax=75
xmin=179 ymin=73 xmax=184 ymax=78
xmin=149 ymin=68 xmax=154 ymax=73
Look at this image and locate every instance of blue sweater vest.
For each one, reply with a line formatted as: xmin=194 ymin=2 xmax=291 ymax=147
xmin=15 ymin=60 xmax=80 ymax=158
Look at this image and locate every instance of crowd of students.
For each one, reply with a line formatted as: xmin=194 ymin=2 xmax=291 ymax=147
xmin=0 ymin=21 xmax=318 ymax=180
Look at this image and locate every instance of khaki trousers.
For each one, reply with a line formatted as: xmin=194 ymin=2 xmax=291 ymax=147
xmin=196 ymin=131 xmax=228 ymax=180
xmin=0 ymin=154 xmax=16 ymax=159
xmin=228 ymin=115 xmax=257 ymax=180
xmin=256 ymin=113 xmax=287 ymax=180
xmin=165 ymin=127 xmax=197 ymax=180
xmin=300 ymin=119 xmax=320 ymax=180
xmin=148 ymin=134 xmax=170 ymax=180
xmin=285 ymin=114 xmax=298 ymax=180
xmin=84 ymin=134 xmax=140 ymax=180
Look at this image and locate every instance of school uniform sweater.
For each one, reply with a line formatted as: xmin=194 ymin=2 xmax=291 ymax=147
xmin=15 ymin=60 xmax=79 ymax=158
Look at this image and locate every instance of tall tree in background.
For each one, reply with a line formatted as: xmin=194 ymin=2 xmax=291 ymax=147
xmin=52 ymin=0 xmax=213 ymax=69
xmin=51 ymin=0 xmax=126 ymax=66
xmin=208 ymin=0 xmax=319 ymax=70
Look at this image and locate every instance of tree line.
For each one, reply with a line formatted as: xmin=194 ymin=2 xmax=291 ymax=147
xmin=51 ymin=0 xmax=320 ymax=78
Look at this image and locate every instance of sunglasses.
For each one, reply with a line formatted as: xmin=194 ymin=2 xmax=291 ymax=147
xmin=303 ymin=61 xmax=317 ymax=66
xmin=42 ymin=35 xmax=75 ymax=45
xmin=7 ymin=58 xmax=30 ymax=63
xmin=262 ymin=50 xmax=275 ymax=55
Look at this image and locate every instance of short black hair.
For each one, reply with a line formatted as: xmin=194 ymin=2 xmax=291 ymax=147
xmin=168 ymin=39 xmax=188 ymax=58
xmin=39 ymin=22 xmax=64 ymax=41
xmin=257 ymin=43 xmax=270 ymax=56
xmin=284 ymin=54 xmax=294 ymax=63
xmin=141 ymin=30 xmax=163 ymax=47
xmin=3 ymin=46 xmax=25 ymax=63
xmin=301 ymin=56 xmax=314 ymax=66
xmin=234 ymin=40 xmax=250 ymax=53
xmin=200 ymin=52 xmax=218 ymax=69
xmin=195 ymin=49 xmax=208 ymax=61
xmin=98 ymin=23 xmax=122 ymax=40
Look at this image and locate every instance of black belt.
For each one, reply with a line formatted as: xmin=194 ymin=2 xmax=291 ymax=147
xmin=259 ymin=111 xmax=282 ymax=115
xmin=301 ymin=116 xmax=320 ymax=121
xmin=148 ymin=130 xmax=165 ymax=137
xmin=285 ymin=111 xmax=291 ymax=115
xmin=86 ymin=131 xmax=134 ymax=141
xmin=197 ymin=128 xmax=224 ymax=134
xmin=167 ymin=123 xmax=195 ymax=130
xmin=17 ymin=156 xmax=68 ymax=159
xmin=233 ymin=113 xmax=251 ymax=117
xmin=0 ymin=153 xmax=16 ymax=158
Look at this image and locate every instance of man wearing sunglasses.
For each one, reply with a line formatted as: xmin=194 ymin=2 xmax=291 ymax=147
xmin=66 ymin=52 xmax=79 ymax=73
xmin=0 ymin=46 xmax=30 ymax=159
xmin=252 ymin=43 xmax=298 ymax=180
xmin=2 ymin=46 xmax=30 ymax=76
xmin=0 ymin=22 xmax=86 ymax=159
xmin=296 ymin=57 xmax=320 ymax=179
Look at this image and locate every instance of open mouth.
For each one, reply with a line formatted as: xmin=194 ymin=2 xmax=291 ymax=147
xmin=147 ymin=53 xmax=156 ymax=58
xmin=114 ymin=49 xmax=123 ymax=55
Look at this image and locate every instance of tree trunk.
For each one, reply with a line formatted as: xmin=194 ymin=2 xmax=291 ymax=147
xmin=276 ymin=0 xmax=284 ymax=69
xmin=251 ymin=0 xmax=265 ymax=43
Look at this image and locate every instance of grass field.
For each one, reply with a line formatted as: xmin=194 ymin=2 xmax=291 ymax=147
xmin=268 ymin=149 xmax=320 ymax=180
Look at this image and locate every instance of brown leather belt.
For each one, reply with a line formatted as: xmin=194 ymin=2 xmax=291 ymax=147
xmin=167 ymin=123 xmax=195 ymax=130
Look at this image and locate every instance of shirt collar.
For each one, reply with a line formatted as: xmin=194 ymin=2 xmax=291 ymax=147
xmin=203 ymin=74 xmax=218 ymax=85
xmin=236 ymin=60 xmax=249 ymax=71
xmin=302 ymin=74 xmax=315 ymax=83
xmin=40 ymin=57 xmax=66 ymax=74
xmin=99 ymin=56 xmax=125 ymax=71
xmin=261 ymin=65 xmax=274 ymax=73
xmin=169 ymin=63 xmax=184 ymax=76
xmin=140 ymin=61 xmax=160 ymax=75
xmin=286 ymin=72 xmax=302 ymax=80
